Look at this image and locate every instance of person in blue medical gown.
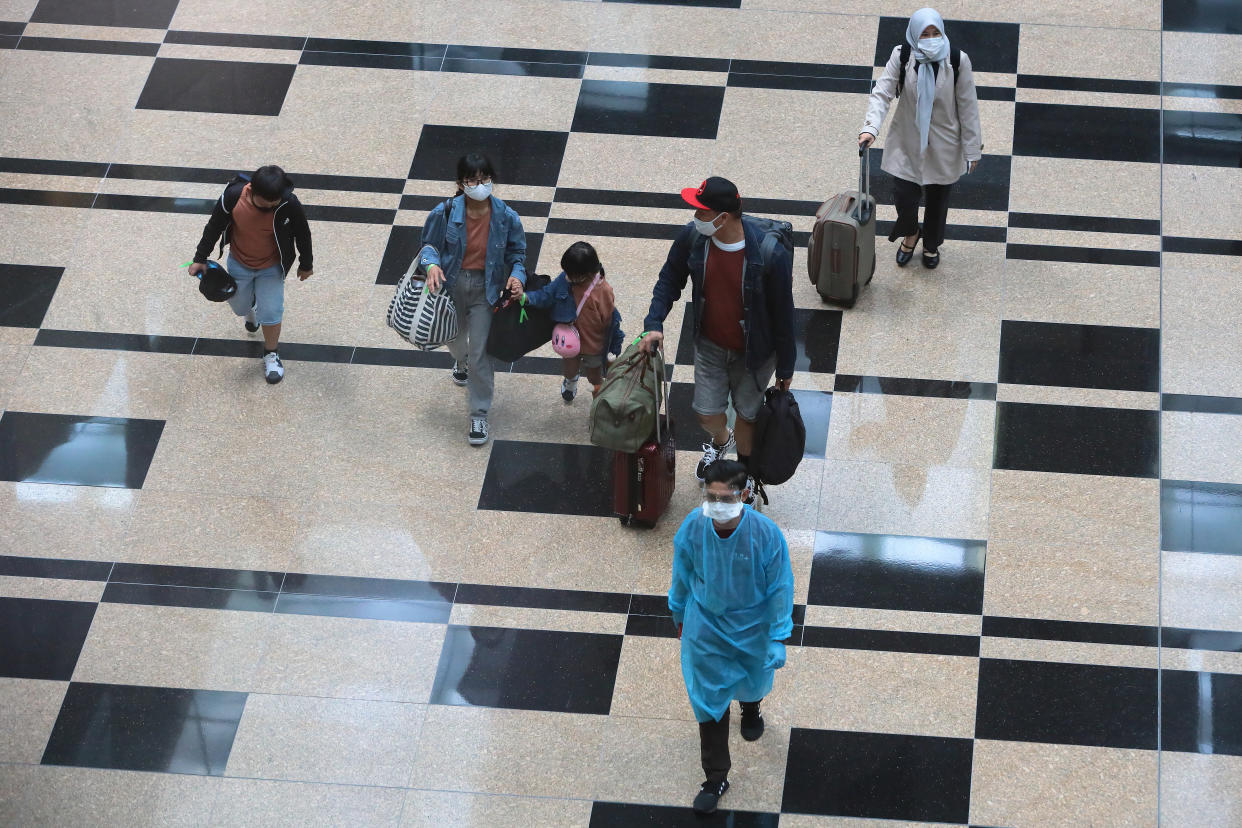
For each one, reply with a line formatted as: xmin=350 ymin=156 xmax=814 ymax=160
xmin=668 ymin=459 xmax=795 ymax=815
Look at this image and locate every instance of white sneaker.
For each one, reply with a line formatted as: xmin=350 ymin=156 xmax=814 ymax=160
xmin=695 ymin=430 xmax=735 ymax=481
xmin=263 ymin=351 xmax=284 ymax=384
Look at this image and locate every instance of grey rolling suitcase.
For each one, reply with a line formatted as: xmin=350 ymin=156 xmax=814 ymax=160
xmin=808 ymin=149 xmax=876 ymax=308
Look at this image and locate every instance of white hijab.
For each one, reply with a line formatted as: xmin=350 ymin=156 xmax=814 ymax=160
xmin=906 ymin=8 xmax=950 ymax=155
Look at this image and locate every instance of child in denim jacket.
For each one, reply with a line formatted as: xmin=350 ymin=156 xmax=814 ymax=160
xmin=519 ymin=241 xmax=623 ymax=403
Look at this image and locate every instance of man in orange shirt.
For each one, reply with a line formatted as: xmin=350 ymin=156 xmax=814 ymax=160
xmin=190 ymin=165 xmax=314 ymax=384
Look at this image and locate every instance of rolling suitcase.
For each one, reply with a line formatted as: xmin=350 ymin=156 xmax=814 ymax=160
xmin=612 ymin=368 xmax=675 ymax=528
xmin=808 ymin=149 xmax=876 ymax=308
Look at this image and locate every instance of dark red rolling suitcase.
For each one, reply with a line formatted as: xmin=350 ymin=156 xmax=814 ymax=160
xmin=612 ymin=373 xmax=675 ymax=527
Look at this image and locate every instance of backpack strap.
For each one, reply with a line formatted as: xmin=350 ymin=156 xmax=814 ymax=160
xmin=897 ymin=44 xmax=910 ymax=97
xmin=951 ymin=47 xmax=960 ymax=87
xmin=574 ymin=273 xmax=602 ymax=316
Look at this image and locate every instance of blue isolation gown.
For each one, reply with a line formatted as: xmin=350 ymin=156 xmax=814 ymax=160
xmin=668 ymin=506 xmax=795 ymax=723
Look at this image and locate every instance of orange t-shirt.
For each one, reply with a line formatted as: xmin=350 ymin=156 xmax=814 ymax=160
xmin=700 ymin=242 xmax=746 ymax=352
xmin=570 ymin=277 xmax=615 ymax=356
xmin=461 ymin=206 xmax=490 ymax=271
xmin=229 ymin=184 xmax=281 ymax=270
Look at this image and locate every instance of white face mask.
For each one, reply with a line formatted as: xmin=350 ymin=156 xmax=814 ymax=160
xmin=693 ymin=212 xmax=723 ymax=237
xmin=702 ymin=500 xmax=744 ymax=522
xmin=463 ymin=181 xmax=492 ymax=201
xmin=916 ymin=36 xmax=944 ymax=58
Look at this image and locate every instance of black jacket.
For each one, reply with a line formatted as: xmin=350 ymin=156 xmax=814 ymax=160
xmin=194 ymin=175 xmax=313 ymax=275
xmin=643 ymin=216 xmax=797 ymax=380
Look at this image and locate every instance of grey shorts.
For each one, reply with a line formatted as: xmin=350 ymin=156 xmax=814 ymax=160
xmin=580 ymin=352 xmax=603 ymax=370
xmin=692 ymin=337 xmax=776 ymax=422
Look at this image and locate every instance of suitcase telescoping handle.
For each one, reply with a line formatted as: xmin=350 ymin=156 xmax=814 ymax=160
xmin=855 ymin=147 xmax=873 ymax=224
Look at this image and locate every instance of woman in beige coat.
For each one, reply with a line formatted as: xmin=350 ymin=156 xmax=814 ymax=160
xmin=859 ymin=8 xmax=983 ymax=269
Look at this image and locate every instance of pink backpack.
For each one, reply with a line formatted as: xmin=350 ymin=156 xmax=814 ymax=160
xmin=551 ymin=274 xmax=601 ymax=358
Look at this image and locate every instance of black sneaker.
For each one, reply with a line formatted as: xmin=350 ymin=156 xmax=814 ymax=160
xmin=695 ymin=431 xmax=736 ymax=481
xmin=451 ymin=361 xmax=468 ymax=386
xmin=740 ymin=702 xmax=765 ymax=741
xmin=561 ymin=375 xmax=578 ymax=404
xmin=468 ymin=417 xmax=488 ymax=446
xmin=693 ymin=779 xmax=729 ymax=815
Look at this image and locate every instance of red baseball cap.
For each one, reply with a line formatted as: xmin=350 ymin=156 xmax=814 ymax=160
xmin=681 ymin=176 xmax=741 ymax=212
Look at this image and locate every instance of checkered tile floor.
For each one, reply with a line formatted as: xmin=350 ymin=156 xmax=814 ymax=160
xmin=1 ymin=0 xmax=1240 ymax=825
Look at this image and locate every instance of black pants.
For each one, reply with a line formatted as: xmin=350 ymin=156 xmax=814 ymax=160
xmin=890 ymin=177 xmax=953 ymax=253
xmin=699 ymin=701 xmax=762 ymax=783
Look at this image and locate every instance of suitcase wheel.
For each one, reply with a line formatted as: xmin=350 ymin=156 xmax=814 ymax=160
xmin=618 ymin=515 xmax=632 ymax=527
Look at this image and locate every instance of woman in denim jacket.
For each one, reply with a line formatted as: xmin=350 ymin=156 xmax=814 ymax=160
xmin=419 ymin=153 xmax=527 ymax=446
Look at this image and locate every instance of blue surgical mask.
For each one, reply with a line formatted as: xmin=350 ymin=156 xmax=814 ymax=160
xmin=463 ymin=181 xmax=492 ymax=202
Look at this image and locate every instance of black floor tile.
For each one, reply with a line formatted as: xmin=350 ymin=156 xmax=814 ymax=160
xmin=0 ymin=22 xmax=24 ymax=36
xmin=430 ymin=625 xmax=623 ymax=715
xmin=782 ymin=728 xmax=973 ymax=822
xmin=834 ymin=374 xmax=997 ymax=400
xmin=589 ymin=801 xmax=777 ymax=827
xmin=454 ymin=583 xmax=630 ymax=613
xmin=793 ymin=389 xmax=832 ymax=459
xmin=1163 ymin=670 xmax=1242 ymax=757
xmin=281 ymin=573 xmax=456 ymax=602
xmin=110 ymin=562 xmax=283 ymax=591
xmin=0 ymin=263 xmax=63 ymax=328
xmin=867 ymin=149 xmax=1011 ymax=213
xmin=376 ymin=225 xmax=422 ymax=286
xmin=303 ymin=38 xmax=444 ymax=58
xmin=993 ymin=402 xmax=1159 ymax=478
xmin=1163 ymin=110 xmax=1242 ymax=167
xmin=102 ymin=582 xmax=279 ymax=613
xmin=34 ymin=329 xmax=197 ymax=354
xmin=1162 ymin=627 xmax=1242 ymax=653
xmin=624 ymin=613 xmax=679 ymax=638
xmin=571 ymin=80 xmax=725 ymax=140
xmin=874 ymin=17 xmax=1020 ymax=74
xmin=1163 ymin=236 xmax=1242 ymax=257
xmin=165 ymin=30 xmax=306 ymax=50
xmin=274 ymin=593 xmax=451 ymax=623
xmin=1005 ymin=243 xmax=1160 ymax=268
xmin=0 ymin=188 xmax=95 ymax=208
xmin=1008 ymin=212 xmax=1160 ymax=235
xmin=976 ymin=658 xmax=1157 ymax=750
xmin=808 ymin=531 xmax=986 ymax=615
xmin=983 ymin=615 xmax=1157 ymax=647
xmin=409 ymin=125 xmax=568 ymax=187
xmin=137 ymin=58 xmax=297 ymax=116
xmin=1163 ymin=0 xmax=1242 ymax=34
xmin=0 ymin=411 xmax=165 ymax=489
xmin=442 ymin=57 xmax=584 ymax=79
xmin=1162 ymin=393 xmax=1242 ymax=416
xmin=300 ymin=51 xmax=441 ymax=71
xmin=17 ymin=36 xmax=160 ymax=56
xmin=801 ymin=625 xmax=980 ymax=657
xmin=998 ymin=320 xmax=1159 ymax=392
xmin=31 ymin=0 xmax=180 ymax=28
xmin=477 ymin=440 xmax=614 ymax=517
xmin=1161 ymin=479 xmax=1242 ymax=556
xmin=42 ymin=682 xmax=247 ymax=775
xmin=1013 ymin=103 xmax=1161 ymax=163
xmin=0 ymin=555 xmax=112 ymax=581
xmin=0 ymin=597 xmax=96 ymax=681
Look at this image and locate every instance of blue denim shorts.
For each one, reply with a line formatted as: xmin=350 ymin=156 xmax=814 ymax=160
xmin=225 ymin=256 xmax=285 ymax=325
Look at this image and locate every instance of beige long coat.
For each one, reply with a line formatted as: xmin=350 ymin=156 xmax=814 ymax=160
xmin=860 ymin=45 xmax=984 ymax=187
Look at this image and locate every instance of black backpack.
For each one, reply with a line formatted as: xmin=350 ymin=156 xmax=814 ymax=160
xmin=896 ymin=44 xmax=961 ymax=98
xmin=748 ymin=388 xmax=806 ymax=488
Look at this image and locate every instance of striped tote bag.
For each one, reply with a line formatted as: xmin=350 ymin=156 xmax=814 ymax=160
xmin=386 ymin=257 xmax=458 ymax=350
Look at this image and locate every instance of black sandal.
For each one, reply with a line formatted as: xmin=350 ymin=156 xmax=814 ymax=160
xmin=896 ymin=231 xmax=921 ymax=267
xmin=922 ymin=249 xmax=940 ymax=269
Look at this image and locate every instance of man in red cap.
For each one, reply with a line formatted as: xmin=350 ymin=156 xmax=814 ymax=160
xmin=640 ymin=176 xmax=796 ymax=500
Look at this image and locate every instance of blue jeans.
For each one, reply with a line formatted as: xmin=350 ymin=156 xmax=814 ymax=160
xmin=226 ymin=256 xmax=284 ymax=326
